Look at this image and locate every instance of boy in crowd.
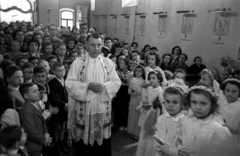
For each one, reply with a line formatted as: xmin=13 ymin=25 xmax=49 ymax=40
xmin=48 ymin=62 xmax=69 ymax=155
xmin=38 ymin=60 xmax=55 ymax=83
xmin=28 ymin=56 xmax=39 ymax=67
xmin=48 ymin=55 xmax=57 ymax=74
xmin=19 ymin=83 xmax=52 ymax=156
xmin=5 ymin=66 xmax=24 ymax=111
xmin=21 ymin=62 xmax=34 ymax=83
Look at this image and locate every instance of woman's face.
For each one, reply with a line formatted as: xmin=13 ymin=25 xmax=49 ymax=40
xmin=15 ymin=31 xmax=24 ymax=42
xmin=122 ymin=49 xmax=128 ymax=57
xmin=118 ymin=55 xmax=126 ymax=64
xmin=173 ymin=47 xmax=180 ymax=55
xmin=163 ymin=55 xmax=171 ymax=64
xmin=195 ymin=58 xmax=202 ymax=66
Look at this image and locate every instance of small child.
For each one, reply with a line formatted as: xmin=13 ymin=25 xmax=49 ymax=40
xmin=68 ymin=51 xmax=78 ymax=62
xmin=115 ymin=59 xmax=132 ymax=131
xmin=21 ymin=62 xmax=34 ymax=83
xmin=5 ymin=66 xmax=24 ymax=111
xmin=199 ymin=69 xmax=219 ymax=92
xmin=174 ymin=85 xmax=232 ymax=156
xmin=0 ymin=125 xmax=28 ymax=156
xmin=42 ymin=42 xmax=53 ymax=60
xmin=138 ymin=70 xmax=164 ymax=127
xmin=48 ymin=62 xmax=69 ymax=155
xmin=19 ymin=83 xmax=52 ymax=156
xmin=127 ymin=65 xmax=145 ymax=139
xmin=218 ymin=77 xmax=240 ymax=135
xmin=34 ymin=66 xmax=59 ymax=120
xmin=154 ymin=84 xmax=187 ymax=156
xmin=16 ymin=57 xmax=28 ymax=67
xmin=74 ymin=42 xmax=85 ymax=57
xmin=66 ymin=38 xmax=77 ymax=52
xmin=28 ymin=56 xmax=39 ymax=67
xmin=48 ymin=55 xmax=57 ymax=75
xmin=56 ymin=43 xmax=68 ymax=63
xmin=38 ymin=60 xmax=55 ymax=83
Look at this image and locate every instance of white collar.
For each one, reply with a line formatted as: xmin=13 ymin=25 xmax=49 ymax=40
xmin=164 ymin=112 xmax=185 ymax=122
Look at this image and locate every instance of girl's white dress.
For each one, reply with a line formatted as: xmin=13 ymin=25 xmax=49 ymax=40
xmin=138 ymin=86 xmax=163 ymax=127
xmin=127 ymin=77 xmax=144 ymax=136
xmin=176 ymin=114 xmax=232 ymax=156
xmin=218 ymin=91 xmax=240 ymax=135
xmin=155 ymin=112 xmax=185 ymax=156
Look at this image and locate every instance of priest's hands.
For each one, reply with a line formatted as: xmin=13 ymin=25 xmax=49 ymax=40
xmin=88 ymin=82 xmax=103 ymax=93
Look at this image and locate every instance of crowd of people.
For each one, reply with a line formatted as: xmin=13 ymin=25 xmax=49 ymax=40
xmin=0 ymin=20 xmax=239 ymax=156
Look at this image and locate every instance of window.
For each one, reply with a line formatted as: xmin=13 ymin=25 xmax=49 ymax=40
xmin=61 ymin=11 xmax=74 ymax=30
xmin=90 ymin=0 xmax=95 ymax=11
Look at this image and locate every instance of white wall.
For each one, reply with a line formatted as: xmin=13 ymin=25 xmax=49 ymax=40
xmin=90 ymin=0 xmax=240 ymax=73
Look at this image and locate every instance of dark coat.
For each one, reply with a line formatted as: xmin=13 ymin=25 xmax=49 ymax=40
xmin=19 ymin=101 xmax=47 ymax=152
xmin=48 ymin=78 xmax=68 ymax=122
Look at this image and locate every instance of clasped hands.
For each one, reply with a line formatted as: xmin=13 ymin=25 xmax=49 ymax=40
xmin=88 ymin=82 xmax=104 ymax=93
xmin=44 ymin=133 xmax=52 ymax=146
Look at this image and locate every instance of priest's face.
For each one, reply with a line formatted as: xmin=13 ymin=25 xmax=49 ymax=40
xmin=87 ymin=36 xmax=103 ymax=58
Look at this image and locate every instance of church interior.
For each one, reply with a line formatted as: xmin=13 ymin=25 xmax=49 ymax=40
xmin=0 ymin=0 xmax=240 ymax=156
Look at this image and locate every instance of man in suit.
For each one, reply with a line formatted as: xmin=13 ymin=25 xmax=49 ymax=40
xmin=19 ymin=83 xmax=52 ymax=156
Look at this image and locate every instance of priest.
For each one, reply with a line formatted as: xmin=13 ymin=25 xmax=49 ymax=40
xmin=65 ymin=33 xmax=121 ymax=156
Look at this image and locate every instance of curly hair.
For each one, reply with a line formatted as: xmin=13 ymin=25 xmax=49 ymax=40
xmin=145 ymin=51 xmax=162 ymax=66
xmin=148 ymin=70 xmax=163 ymax=83
xmin=171 ymin=46 xmax=182 ymax=55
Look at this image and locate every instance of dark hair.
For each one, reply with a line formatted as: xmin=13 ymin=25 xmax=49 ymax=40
xmin=185 ymin=84 xmax=218 ymax=115
xmin=146 ymin=51 xmax=162 ymax=66
xmin=162 ymin=53 xmax=172 ymax=64
xmin=0 ymin=33 xmax=6 ymax=38
xmin=110 ymin=42 xmax=123 ymax=55
xmin=194 ymin=56 xmax=202 ymax=63
xmin=4 ymin=66 xmax=21 ymax=78
xmin=4 ymin=26 xmax=12 ymax=35
xmin=0 ymin=60 xmax=15 ymax=72
xmin=86 ymin=33 xmax=102 ymax=41
xmin=69 ymin=51 xmax=78 ymax=57
xmin=220 ymin=77 xmax=240 ymax=97
xmin=15 ymin=57 xmax=27 ymax=67
xmin=21 ymin=62 xmax=34 ymax=71
xmin=180 ymin=53 xmax=188 ymax=61
xmin=151 ymin=47 xmax=158 ymax=51
xmin=34 ymin=66 xmax=46 ymax=75
xmin=32 ymin=33 xmax=42 ymax=40
xmin=27 ymin=38 xmax=40 ymax=49
xmin=118 ymin=58 xmax=130 ymax=70
xmin=148 ymin=70 xmax=163 ymax=83
xmin=42 ymin=42 xmax=53 ymax=52
xmin=19 ymin=83 xmax=35 ymax=98
xmin=171 ymin=46 xmax=182 ymax=55
xmin=43 ymin=35 xmax=52 ymax=42
xmin=0 ymin=125 xmax=22 ymax=149
xmin=133 ymin=65 xmax=145 ymax=80
xmin=104 ymin=37 xmax=112 ymax=42
xmin=66 ymin=38 xmax=77 ymax=48
xmin=131 ymin=42 xmax=138 ymax=47
xmin=109 ymin=54 xmax=116 ymax=60
xmin=130 ymin=50 xmax=141 ymax=60
xmin=28 ymin=56 xmax=39 ymax=62
xmin=52 ymin=62 xmax=64 ymax=71
xmin=48 ymin=55 xmax=57 ymax=61
xmin=12 ymin=30 xmax=23 ymax=40
xmin=143 ymin=45 xmax=150 ymax=52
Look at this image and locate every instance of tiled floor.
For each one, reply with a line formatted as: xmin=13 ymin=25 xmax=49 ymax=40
xmin=111 ymin=132 xmax=137 ymax=156
xmin=68 ymin=132 xmax=138 ymax=156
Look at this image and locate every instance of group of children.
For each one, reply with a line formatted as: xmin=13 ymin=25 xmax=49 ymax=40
xmin=109 ymin=44 xmax=240 ymax=155
xmin=0 ymin=20 xmax=240 ymax=156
